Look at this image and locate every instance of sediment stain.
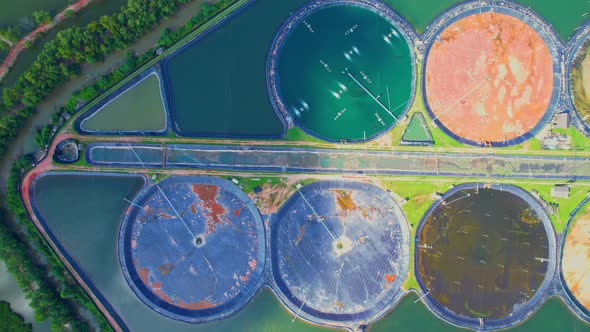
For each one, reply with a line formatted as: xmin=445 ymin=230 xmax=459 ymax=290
xmin=191 ymin=184 xmax=227 ymax=233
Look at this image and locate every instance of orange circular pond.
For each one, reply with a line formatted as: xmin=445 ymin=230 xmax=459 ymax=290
xmin=424 ymin=12 xmax=554 ymax=144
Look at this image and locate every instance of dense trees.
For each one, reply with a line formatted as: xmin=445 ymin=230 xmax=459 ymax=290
xmin=0 ymin=26 xmax=23 ymax=43
xmin=0 ymin=0 xmax=185 ymax=110
xmin=0 ymin=301 xmax=32 ymax=332
xmin=0 ymin=0 xmax=239 ymax=330
xmin=32 ymin=10 xmax=53 ymax=26
xmin=158 ymin=0 xmax=235 ymax=48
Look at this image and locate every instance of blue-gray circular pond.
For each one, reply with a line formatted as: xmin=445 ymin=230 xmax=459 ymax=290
xmin=119 ymin=176 xmax=265 ymax=323
xmin=270 ymin=181 xmax=410 ymax=326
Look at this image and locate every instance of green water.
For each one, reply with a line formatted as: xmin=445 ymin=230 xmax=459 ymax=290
xmin=163 ymin=0 xmax=309 ymax=138
xmin=277 ymin=5 xmax=412 ymax=142
xmin=1 ymin=0 xmax=126 ymax=87
xmin=382 ymin=0 xmax=460 ymax=33
xmin=379 ymin=0 xmax=589 ymax=39
xmin=370 ymin=294 xmax=590 ymax=332
xmin=80 ymin=73 xmax=166 ymax=132
xmin=402 ymin=113 xmax=431 ymax=142
xmin=518 ymin=0 xmax=590 ymax=40
xmin=0 ymin=0 xmax=67 ymax=27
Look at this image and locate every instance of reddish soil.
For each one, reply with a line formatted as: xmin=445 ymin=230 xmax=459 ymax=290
xmin=385 ymin=274 xmax=396 ymax=284
xmin=191 ymin=184 xmax=226 ymax=233
xmin=0 ymin=0 xmax=93 ymax=81
xmin=425 ymin=13 xmax=553 ymax=143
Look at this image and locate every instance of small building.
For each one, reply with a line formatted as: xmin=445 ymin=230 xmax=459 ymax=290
xmin=553 ymin=112 xmax=570 ymax=129
xmin=551 ymin=184 xmax=570 ymax=199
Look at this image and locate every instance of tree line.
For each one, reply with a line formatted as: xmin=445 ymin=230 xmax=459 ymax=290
xmin=33 ymin=0 xmax=238 ymax=150
xmin=0 ymin=300 xmax=32 ymax=332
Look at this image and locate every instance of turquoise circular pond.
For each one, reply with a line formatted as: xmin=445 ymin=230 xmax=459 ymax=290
xmin=272 ymin=1 xmax=414 ymax=142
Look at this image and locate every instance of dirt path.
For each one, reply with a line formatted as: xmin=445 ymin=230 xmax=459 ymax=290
xmin=0 ymin=0 xmax=93 ymax=82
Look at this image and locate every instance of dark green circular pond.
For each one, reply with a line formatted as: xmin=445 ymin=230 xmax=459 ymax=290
xmin=276 ymin=4 xmax=413 ymax=142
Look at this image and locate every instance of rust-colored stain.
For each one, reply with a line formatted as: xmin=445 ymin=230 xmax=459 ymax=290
xmin=233 ymin=208 xmax=242 ymax=217
xmin=563 ymin=209 xmax=590 ymax=311
xmin=425 ymin=13 xmax=553 ymax=143
xmin=157 ymin=212 xmax=173 ymax=219
xmin=157 ymin=263 xmax=173 ymax=275
xmin=239 ymin=272 xmax=251 ymax=282
xmin=189 ymin=203 xmax=196 ymax=214
xmin=333 ymin=300 xmax=344 ymax=309
xmin=175 ymin=300 xmax=215 ymax=310
xmin=191 ymin=184 xmax=227 ymax=233
xmin=385 ymin=274 xmax=396 ymax=284
xmin=334 ymin=189 xmax=358 ymax=214
xmin=152 ymin=287 xmax=173 ymax=303
xmin=248 ymin=259 xmax=257 ymax=271
xmin=294 ymin=225 xmax=306 ymax=244
xmin=138 ymin=267 xmax=150 ymax=285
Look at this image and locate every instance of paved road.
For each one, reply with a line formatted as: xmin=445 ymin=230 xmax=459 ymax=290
xmin=85 ymin=143 xmax=590 ymax=180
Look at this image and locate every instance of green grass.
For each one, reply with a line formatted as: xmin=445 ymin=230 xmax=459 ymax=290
xmin=284 ymin=127 xmax=324 ymax=143
xmin=554 ymin=127 xmax=590 ymax=151
xmin=223 ymin=176 xmax=284 ymax=194
xmin=379 ymin=178 xmax=454 ymax=290
xmin=517 ymin=183 xmax=590 ymax=233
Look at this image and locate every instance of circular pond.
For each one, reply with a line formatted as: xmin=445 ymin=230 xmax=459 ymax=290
xmin=562 ymin=199 xmax=590 ymax=317
xmin=570 ymin=33 xmax=590 ymax=133
xmin=270 ymin=0 xmax=414 ymax=142
xmin=416 ymin=184 xmax=556 ymax=329
xmin=119 ymin=176 xmax=265 ymax=323
xmin=424 ymin=9 xmax=558 ymax=146
xmin=271 ymin=181 xmax=410 ymax=326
